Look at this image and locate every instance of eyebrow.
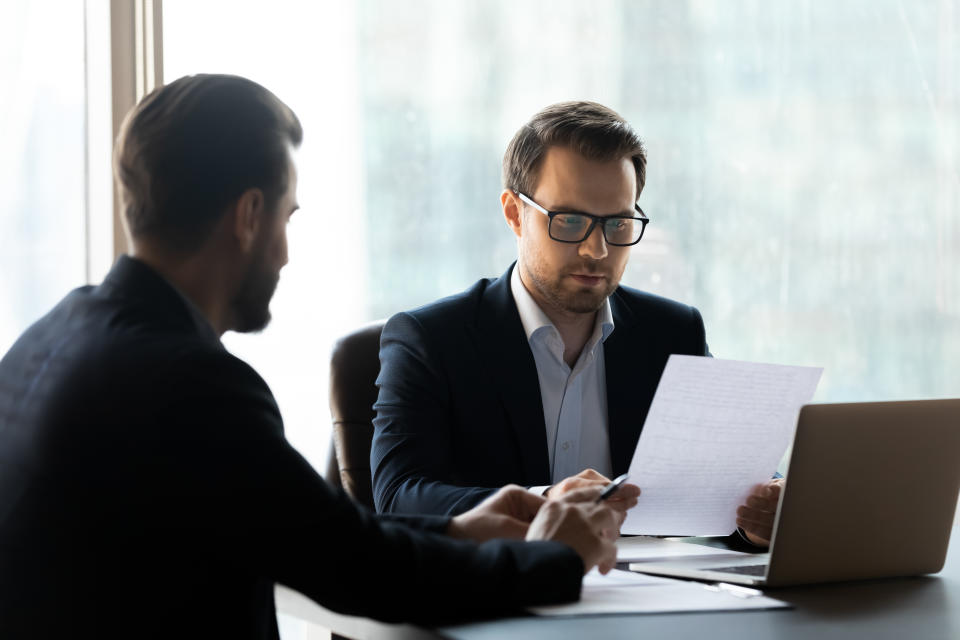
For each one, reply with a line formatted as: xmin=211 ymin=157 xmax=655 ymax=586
xmin=550 ymin=203 xmax=636 ymax=217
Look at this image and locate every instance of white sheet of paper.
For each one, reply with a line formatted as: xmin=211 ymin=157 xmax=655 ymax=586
xmin=623 ymin=355 xmax=822 ymax=535
xmin=616 ymin=536 xmax=753 ymax=562
xmin=582 ymin=567 xmax=678 ymax=587
xmin=529 ymin=569 xmax=789 ymax=616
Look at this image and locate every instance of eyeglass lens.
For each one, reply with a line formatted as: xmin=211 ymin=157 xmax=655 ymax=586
xmin=550 ymin=214 xmax=641 ymax=245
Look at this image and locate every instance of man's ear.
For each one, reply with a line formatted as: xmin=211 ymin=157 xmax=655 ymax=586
xmin=232 ymin=188 xmax=265 ymax=253
xmin=501 ymin=189 xmax=523 ymax=239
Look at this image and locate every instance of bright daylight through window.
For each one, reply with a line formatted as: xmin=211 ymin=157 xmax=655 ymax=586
xmin=1 ymin=3 xmax=86 ymax=355
xmin=3 ymin=0 xmax=957 ymax=478
xmin=163 ymin=0 xmax=958 ymax=474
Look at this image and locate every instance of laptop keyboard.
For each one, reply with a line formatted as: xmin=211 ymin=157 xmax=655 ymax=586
xmin=705 ymin=564 xmax=768 ymax=577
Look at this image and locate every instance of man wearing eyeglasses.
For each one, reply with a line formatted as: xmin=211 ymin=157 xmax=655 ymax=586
xmin=372 ymin=101 xmax=781 ymax=547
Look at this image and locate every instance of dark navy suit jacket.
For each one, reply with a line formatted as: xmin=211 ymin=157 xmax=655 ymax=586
xmin=372 ymin=264 xmax=710 ymax=516
xmin=0 ymin=257 xmax=581 ymax=639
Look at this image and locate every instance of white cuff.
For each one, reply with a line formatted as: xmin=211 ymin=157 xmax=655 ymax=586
xmin=528 ymin=485 xmax=552 ymax=496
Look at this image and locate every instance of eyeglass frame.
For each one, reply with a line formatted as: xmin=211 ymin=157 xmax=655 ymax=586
xmin=515 ymin=191 xmax=650 ymax=246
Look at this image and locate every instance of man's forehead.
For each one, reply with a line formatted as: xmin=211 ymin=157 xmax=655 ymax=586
xmin=533 ymin=147 xmax=637 ymax=212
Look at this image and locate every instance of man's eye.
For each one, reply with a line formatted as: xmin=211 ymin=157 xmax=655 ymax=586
xmin=556 ymin=215 xmax=586 ymax=227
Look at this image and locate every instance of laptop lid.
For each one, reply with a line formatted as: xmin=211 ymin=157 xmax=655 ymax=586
xmin=632 ymin=399 xmax=960 ymax=587
xmin=763 ymin=399 xmax=960 ymax=586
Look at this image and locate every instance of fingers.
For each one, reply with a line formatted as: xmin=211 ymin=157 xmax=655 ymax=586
xmin=749 ymin=480 xmax=783 ymax=499
xmin=741 ymin=480 xmax=782 ymax=514
xmin=550 ymin=477 xmax=607 ymax=499
xmin=584 ymin=501 xmax=622 ymax=544
xmin=556 ymin=485 xmax=604 ymax=504
xmin=736 ymin=503 xmax=775 ymax=523
xmin=526 ymin=499 xmax=623 ymax=574
xmin=610 ymin=483 xmax=642 ymax=500
xmin=524 ymin=499 xmax=565 ymax=542
xmin=737 ymin=480 xmax=780 ymax=545
xmin=736 ymin=505 xmax=774 ymax=543
xmin=575 ymin=468 xmax=610 ymax=482
xmin=739 ymin=523 xmax=773 ymax=546
xmin=570 ymin=504 xmax=619 ymax=574
xmin=595 ymin=538 xmax=618 ymax=574
xmin=498 ymin=484 xmax=546 ymax=521
xmin=740 ymin=526 xmax=771 ymax=547
xmin=747 ymin=482 xmax=767 ymax=496
xmin=547 ymin=470 xmax=610 ymax=498
xmin=614 ymin=508 xmax=627 ymax=529
xmin=745 ymin=493 xmax=778 ymax=511
xmin=499 ymin=483 xmax=534 ymax=497
xmin=602 ymin=484 xmax=641 ymax=512
xmin=552 ymin=478 xmax=643 ymax=502
xmin=586 ymin=502 xmax=619 ymax=532
xmin=563 ymin=495 xmax=620 ymax=537
xmin=454 ymin=486 xmax=547 ymax=542
xmin=585 ymin=507 xmax=619 ymax=573
xmin=741 ymin=480 xmax=781 ymax=519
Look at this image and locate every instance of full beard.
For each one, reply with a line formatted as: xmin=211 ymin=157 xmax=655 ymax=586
xmin=231 ymin=252 xmax=280 ymax=334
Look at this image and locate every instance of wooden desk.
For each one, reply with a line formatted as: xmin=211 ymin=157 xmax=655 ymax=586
xmin=276 ymin=526 xmax=960 ymax=639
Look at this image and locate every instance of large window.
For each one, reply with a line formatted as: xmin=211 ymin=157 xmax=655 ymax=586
xmin=163 ymin=0 xmax=959 ymax=476
xmin=0 ymin=2 xmax=87 ymax=354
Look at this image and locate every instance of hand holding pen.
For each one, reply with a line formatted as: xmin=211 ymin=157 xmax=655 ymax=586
xmin=596 ymin=473 xmax=632 ymax=503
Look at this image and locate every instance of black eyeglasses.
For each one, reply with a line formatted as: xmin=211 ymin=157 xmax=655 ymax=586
xmin=516 ymin=192 xmax=649 ymax=246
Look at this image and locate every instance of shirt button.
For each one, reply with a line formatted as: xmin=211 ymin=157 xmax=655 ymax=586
xmin=562 ymin=441 xmax=570 ymax=451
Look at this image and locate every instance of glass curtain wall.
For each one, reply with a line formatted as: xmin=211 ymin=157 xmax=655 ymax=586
xmin=162 ymin=0 xmax=959 ymax=474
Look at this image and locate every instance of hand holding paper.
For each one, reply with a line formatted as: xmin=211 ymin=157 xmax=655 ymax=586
xmin=623 ymin=356 xmax=822 ymax=536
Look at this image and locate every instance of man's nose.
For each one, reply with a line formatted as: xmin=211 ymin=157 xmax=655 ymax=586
xmin=578 ymin=223 xmax=608 ymax=260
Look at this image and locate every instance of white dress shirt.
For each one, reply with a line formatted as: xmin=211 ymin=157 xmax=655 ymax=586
xmin=510 ymin=267 xmax=615 ymax=490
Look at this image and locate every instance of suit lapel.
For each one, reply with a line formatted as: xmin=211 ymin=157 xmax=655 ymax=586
xmin=604 ymin=289 xmax=646 ymax=476
xmin=467 ymin=265 xmax=551 ymax=485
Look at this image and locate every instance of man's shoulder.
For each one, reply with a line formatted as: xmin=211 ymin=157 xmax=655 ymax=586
xmin=610 ymin=284 xmax=703 ymax=326
xmin=387 ymin=275 xmax=501 ymax=331
xmin=2 ymin=285 xmax=271 ymax=416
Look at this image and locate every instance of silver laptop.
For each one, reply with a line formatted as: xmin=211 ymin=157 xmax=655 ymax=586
xmin=631 ymin=399 xmax=960 ymax=587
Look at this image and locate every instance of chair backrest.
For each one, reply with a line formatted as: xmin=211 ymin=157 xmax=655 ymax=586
xmin=328 ymin=320 xmax=385 ymax=510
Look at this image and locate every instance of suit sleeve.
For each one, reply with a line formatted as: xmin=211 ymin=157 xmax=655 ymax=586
xmin=143 ymin=350 xmax=582 ymax=624
xmin=371 ymin=311 xmax=499 ymax=516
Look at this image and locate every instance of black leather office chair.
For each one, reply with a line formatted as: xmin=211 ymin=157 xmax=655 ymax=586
xmin=323 ymin=441 xmax=343 ymax=491
xmin=327 ymin=320 xmax=385 ymax=510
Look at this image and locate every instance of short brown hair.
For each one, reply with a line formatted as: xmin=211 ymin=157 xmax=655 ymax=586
xmin=502 ymin=101 xmax=646 ymax=199
xmin=114 ymin=74 xmax=303 ymax=252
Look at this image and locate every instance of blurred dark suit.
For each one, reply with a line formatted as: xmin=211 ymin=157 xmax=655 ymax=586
xmin=0 ymin=256 xmax=580 ymax=639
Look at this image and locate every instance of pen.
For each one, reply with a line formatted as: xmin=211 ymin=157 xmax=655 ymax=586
xmin=595 ymin=473 xmax=630 ymax=503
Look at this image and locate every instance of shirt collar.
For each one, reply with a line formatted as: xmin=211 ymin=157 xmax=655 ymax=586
xmin=510 ymin=264 xmax=615 ymax=345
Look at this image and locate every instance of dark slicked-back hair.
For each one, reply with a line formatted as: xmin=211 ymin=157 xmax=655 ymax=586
xmin=114 ymin=74 xmax=303 ymax=252
xmin=502 ymin=101 xmax=646 ymax=199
